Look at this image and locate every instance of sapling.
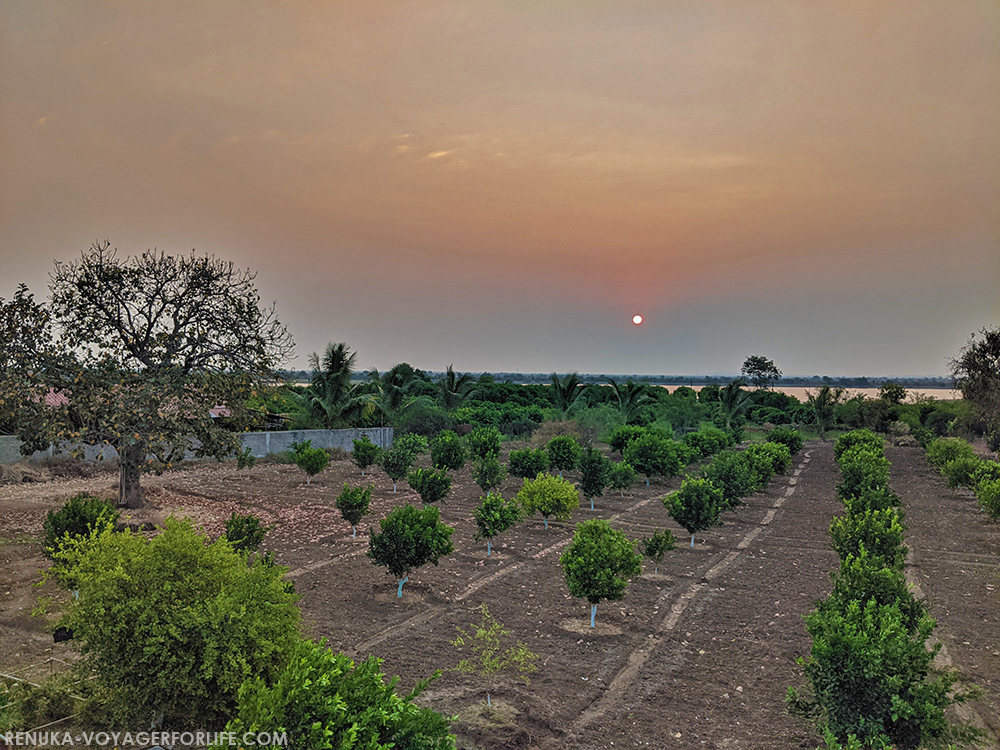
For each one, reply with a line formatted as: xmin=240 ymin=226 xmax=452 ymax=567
xmin=560 ymin=519 xmax=641 ymax=627
xmin=380 ymin=446 xmax=414 ymax=493
xmin=295 ymin=445 xmax=329 ymax=485
xmin=517 ymin=473 xmax=579 ymax=530
xmin=367 ymin=503 xmax=454 ymax=597
xmin=508 ymin=447 xmax=549 ymax=478
xmin=452 ymin=603 xmax=538 ymax=713
xmin=223 ymin=512 xmax=274 ymax=554
xmin=335 ymin=483 xmax=372 ymax=539
xmin=472 ymin=492 xmax=522 ymax=556
xmin=467 ymin=425 xmax=502 ymax=460
xmin=352 ymin=435 xmax=381 ymax=476
xmin=579 ymin=447 xmax=611 ymax=510
xmin=609 ymin=461 xmax=636 ymax=497
xmin=236 ymin=445 xmax=256 ymax=475
xmin=668 ymin=477 xmax=723 ymax=547
xmin=395 ymin=432 xmax=428 ymax=459
xmin=639 ymin=529 xmax=676 ymax=574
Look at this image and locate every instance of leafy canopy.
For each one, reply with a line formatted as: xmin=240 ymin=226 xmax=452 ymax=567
xmin=560 ymin=519 xmax=642 ymax=605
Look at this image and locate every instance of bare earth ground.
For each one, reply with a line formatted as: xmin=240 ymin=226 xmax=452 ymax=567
xmin=1 ymin=442 xmax=996 ymax=749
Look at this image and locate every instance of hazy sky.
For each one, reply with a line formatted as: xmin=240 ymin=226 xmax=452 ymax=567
xmin=2 ymin=1 xmax=998 ymax=376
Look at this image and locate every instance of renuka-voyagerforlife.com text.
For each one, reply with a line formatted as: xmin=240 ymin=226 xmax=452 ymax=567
xmin=0 ymin=731 xmax=289 ymax=747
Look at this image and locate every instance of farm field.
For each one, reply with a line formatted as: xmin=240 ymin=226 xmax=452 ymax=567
xmin=1 ymin=442 xmax=997 ymax=750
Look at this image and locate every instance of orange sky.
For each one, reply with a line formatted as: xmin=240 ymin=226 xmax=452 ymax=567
xmin=1 ymin=1 xmax=998 ymax=375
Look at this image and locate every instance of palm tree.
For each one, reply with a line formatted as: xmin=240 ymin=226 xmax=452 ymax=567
xmin=438 ymin=365 xmax=475 ymax=409
xmin=550 ymin=372 xmax=587 ymax=418
xmin=305 ymin=342 xmax=370 ymax=427
xmin=604 ymin=377 xmax=651 ymax=424
xmin=365 ymin=363 xmax=436 ymax=426
xmin=807 ymin=384 xmax=846 ymax=440
xmin=717 ymin=378 xmax=753 ymax=431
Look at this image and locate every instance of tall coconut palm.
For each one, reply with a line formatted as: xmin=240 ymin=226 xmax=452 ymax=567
xmin=365 ymin=363 xmax=436 ymax=426
xmin=438 ymin=365 xmax=475 ymax=409
xmin=604 ymin=377 xmax=651 ymax=424
xmin=717 ymin=378 xmax=753 ymax=431
xmin=305 ymin=342 xmax=370 ymax=427
xmin=807 ymin=384 xmax=846 ymax=440
xmin=550 ymin=372 xmax=587 ymax=418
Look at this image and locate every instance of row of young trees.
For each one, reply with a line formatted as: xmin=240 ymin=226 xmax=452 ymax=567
xmin=788 ymin=430 xmax=974 ymax=749
xmin=926 ymin=436 xmax=1000 ymax=519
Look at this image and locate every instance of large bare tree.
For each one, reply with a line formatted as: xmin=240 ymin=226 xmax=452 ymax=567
xmin=19 ymin=241 xmax=293 ymax=507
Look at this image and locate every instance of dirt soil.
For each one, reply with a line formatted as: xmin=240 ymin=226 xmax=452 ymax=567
xmin=1 ymin=442 xmax=996 ymax=749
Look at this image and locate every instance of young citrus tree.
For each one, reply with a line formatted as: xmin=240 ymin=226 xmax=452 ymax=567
xmin=579 ymin=447 xmax=611 ymax=510
xmin=508 ymin=447 xmax=549 ymax=478
xmin=430 ymin=430 xmax=466 ymax=472
xmin=352 ymin=435 xmax=382 ymax=476
xmin=452 ymin=603 xmax=538 ymax=713
xmin=517 ymin=473 xmax=579 ymax=530
xmin=223 ymin=512 xmax=274 ymax=554
xmin=407 ymin=467 xmax=453 ymax=505
xmin=368 ymin=504 xmax=454 ymax=597
xmin=472 ymin=492 xmax=522 ymax=556
xmin=547 ymin=435 xmax=582 ymax=478
xmin=668 ymin=477 xmax=723 ymax=547
xmin=560 ymin=519 xmax=642 ymax=627
xmin=295 ymin=444 xmax=330 ymax=485
xmin=335 ymin=483 xmax=372 ymax=539
xmin=639 ymin=529 xmax=676 ymax=574
xmin=380 ymin=446 xmax=415 ymax=493
xmin=467 ymin=425 xmax=502 ymax=460
xmin=608 ymin=461 xmax=636 ymax=497
xmin=473 ymin=453 xmax=507 ymax=494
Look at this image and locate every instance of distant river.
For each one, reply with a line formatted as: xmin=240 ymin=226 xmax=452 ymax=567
xmin=659 ymin=385 xmax=960 ymax=402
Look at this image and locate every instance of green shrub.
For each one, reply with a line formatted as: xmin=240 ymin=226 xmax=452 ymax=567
xmin=702 ymin=451 xmax=757 ymax=507
xmin=973 ymin=459 xmax=1000 ymax=487
xmin=508 ymin=447 xmax=549 ymax=478
xmin=834 ymin=429 xmax=883 ymax=462
xmin=623 ymin=434 xmax=688 ymax=486
xmin=517 ymin=473 xmax=579 ymax=530
xmin=395 ymin=432 xmax=429 ymax=459
xmin=829 ymin=508 xmax=907 ymax=570
xmin=472 ymin=491 xmax=523 ymax=556
xmin=681 ymin=426 xmax=732 ymax=459
xmin=667 ymin=477 xmax=723 ymax=547
xmin=352 ymin=435 xmax=382 ymax=476
xmin=295 ymin=445 xmax=330 ymax=484
xmin=925 ymin=437 xmax=976 ymax=469
xmin=608 ymin=461 xmax=636 ymax=496
xmin=818 ymin=547 xmax=925 ymax=634
xmin=56 ymin=518 xmax=300 ymax=728
xmin=407 ymin=467 xmax=453 ymax=505
xmin=467 ymin=425 xmax=502 ymax=460
xmin=224 ymin=512 xmax=274 ymax=554
xmin=394 ymin=404 xmax=453 ymax=438
xmin=236 ymin=445 xmax=256 ymax=472
xmin=335 ymin=483 xmax=371 ymax=538
xmin=639 ymin=529 xmax=675 ymax=574
xmin=430 ymin=430 xmax=466 ymax=472
xmin=43 ymin=493 xmax=119 ymax=558
xmin=547 ymin=435 xmax=583 ymax=476
xmin=788 ymin=597 xmax=955 ymax=750
xmin=767 ymin=426 xmax=803 ymax=455
xmin=218 ymin=638 xmax=455 ymax=750
xmin=976 ymin=479 xmax=1000 ymax=521
xmin=836 ymin=445 xmax=891 ymax=501
xmin=367 ymin=504 xmax=454 ymax=597
xmin=560 ymin=519 xmax=642 ymax=628
xmin=608 ymin=425 xmax=647 ymax=454
xmin=841 ymin=486 xmax=901 ymax=514
xmin=942 ymin=457 xmax=983 ymax=490
xmin=745 ymin=442 xmax=793 ymax=475
xmin=472 ymin=453 xmax=507 ymax=494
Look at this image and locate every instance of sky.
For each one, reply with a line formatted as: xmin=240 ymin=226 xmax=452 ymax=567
xmin=1 ymin=1 xmax=998 ymax=377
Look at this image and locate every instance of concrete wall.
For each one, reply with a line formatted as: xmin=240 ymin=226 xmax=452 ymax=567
xmin=0 ymin=427 xmax=394 ymax=464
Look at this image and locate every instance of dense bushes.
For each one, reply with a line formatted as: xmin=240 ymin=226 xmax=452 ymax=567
xmin=789 ymin=429 xmax=965 ymax=748
xmin=767 ymin=426 xmax=803 ymax=455
xmin=508 ymin=447 xmax=549 ymax=478
xmin=924 ymin=436 xmax=1000 ymax=519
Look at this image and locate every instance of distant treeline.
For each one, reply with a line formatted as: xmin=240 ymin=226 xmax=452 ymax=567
xmin=277 ymin=370 xmax=952 ymax=390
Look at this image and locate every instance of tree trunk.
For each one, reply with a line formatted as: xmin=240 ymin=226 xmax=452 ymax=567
xmin=118 ymin=444 xmax=144 ymax=508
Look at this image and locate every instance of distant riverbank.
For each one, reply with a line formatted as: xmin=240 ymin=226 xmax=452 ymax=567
xmin=660 ymin=385 xmax=959 ymax=401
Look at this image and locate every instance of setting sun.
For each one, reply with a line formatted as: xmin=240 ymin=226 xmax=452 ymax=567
xmin=633 ymin=315 xmax=643 ymax=325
